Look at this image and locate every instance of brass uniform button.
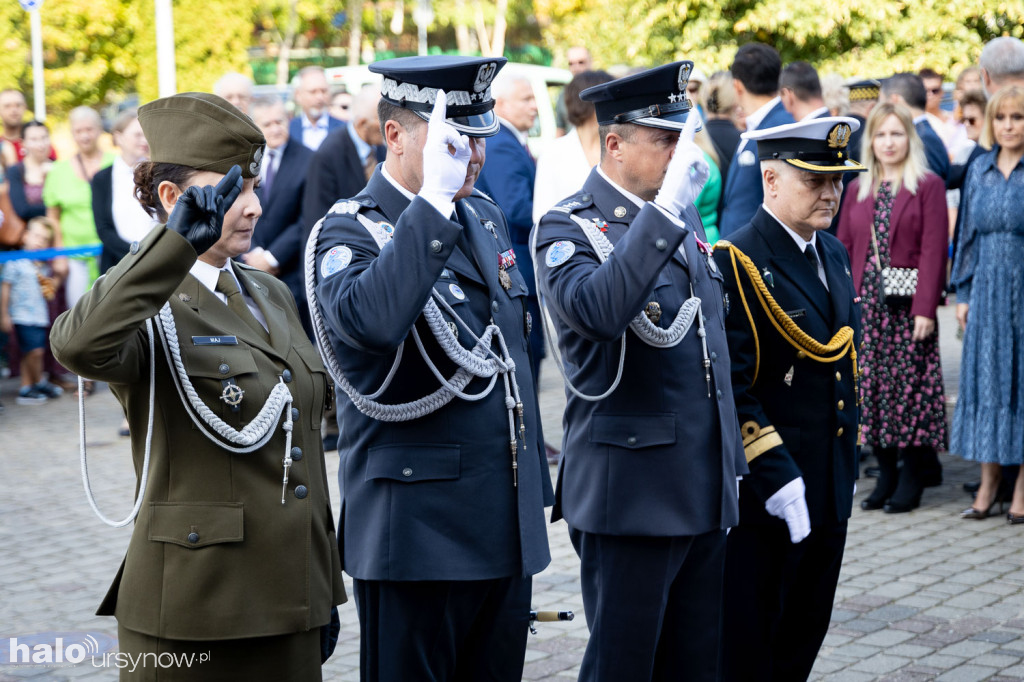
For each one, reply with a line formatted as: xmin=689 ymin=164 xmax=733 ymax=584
xmin=835 ymin=371 xmax=842 ymax=381
xmin=838 ymin=400 xmax=845 ymax=410
xmin=796 ymin=350 xmax=806 ymax=359
xmin=836 ymin=427 xmax=844 ymax=437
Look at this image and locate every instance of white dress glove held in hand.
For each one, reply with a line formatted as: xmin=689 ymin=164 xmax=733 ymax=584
xmin=654 ymin=111 xmax=710 ymax=219
xmin=765 ymin=476 xmax=811 ymax=544
xmin=419 ymin=90 xmax=472 ymax=218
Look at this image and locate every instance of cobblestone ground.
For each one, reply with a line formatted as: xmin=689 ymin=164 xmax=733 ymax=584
xmin=1 ymin=303 xmax=1022 ymax=681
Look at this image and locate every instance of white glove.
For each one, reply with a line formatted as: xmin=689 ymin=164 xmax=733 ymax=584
xmin=418 ymin=90 xmax=472 ymax=218
xmin=654 ymin=110 xmax=710 ymax=219
xmin=765 ymin=477 xmax=810 ymax=544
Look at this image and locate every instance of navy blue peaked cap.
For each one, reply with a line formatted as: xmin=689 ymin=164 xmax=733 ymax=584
xmin=581 ymin=61 xmax=702 ymax=131
xmin=369 ymin=55 xmax=508 ymax=137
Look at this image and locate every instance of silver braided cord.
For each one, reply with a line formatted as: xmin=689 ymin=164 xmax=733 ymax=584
xmin=80 ymin=303 xmax=297 ymax=526
xmin=79 ymin=318 xmax=158 ymax=527
xmin=156 ymin=303 xmax=293 ymax=453
xmin=303 ymin=203 xmax=525 ymax=443
xmin=531 ymin=210 xmax=704 ymax=402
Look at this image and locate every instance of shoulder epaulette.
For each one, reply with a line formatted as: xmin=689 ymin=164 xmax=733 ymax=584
xmin=327 ymin=194 xmax=376 ymax=216
xmin=548 ymin=193 xmax=595 ymax=215
xmin=470 ymin=188 xmax=498 ymax=206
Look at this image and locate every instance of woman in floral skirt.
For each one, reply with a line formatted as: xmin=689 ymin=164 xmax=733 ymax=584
xmin=837 ymin=102 xmax=949 ymax=513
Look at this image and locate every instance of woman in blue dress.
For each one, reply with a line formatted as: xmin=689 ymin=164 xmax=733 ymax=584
xmin=951 ymin=86 xmax=1024 ymax=523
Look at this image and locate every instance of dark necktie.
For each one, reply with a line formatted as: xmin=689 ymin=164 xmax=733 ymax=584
xmin=216 ymin=270 xmax=268 ymax=340
xmin=263 ymin=149 xmax=277 ymax=195
xmin=804 ymin=245 xmax=826 ymax=290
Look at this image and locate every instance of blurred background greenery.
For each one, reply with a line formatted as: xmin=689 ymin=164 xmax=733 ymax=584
xmin=2 ymin=0 xmax=1022 ymax=119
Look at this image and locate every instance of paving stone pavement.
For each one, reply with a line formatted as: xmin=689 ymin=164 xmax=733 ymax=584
xmin=1 ymin=302 xmax=1023 ymax=681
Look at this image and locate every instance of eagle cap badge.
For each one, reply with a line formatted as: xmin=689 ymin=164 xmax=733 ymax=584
xmin=827 ymin=123 xmax=852 ymax=149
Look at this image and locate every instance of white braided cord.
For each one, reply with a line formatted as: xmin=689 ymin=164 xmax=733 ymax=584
xmin=531 ymin=210 xmax=704 ymax=402
xmin=303 ymin=204 xmax=524 ymax=430
xmin=79 ymin=318 xmax=158 ymax=527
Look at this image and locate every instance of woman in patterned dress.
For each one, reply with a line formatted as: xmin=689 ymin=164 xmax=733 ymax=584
xmin=951 ymin=87 xmax=1024 ymax=523
xmin=837 ymin=102 xmax=949 ymax=513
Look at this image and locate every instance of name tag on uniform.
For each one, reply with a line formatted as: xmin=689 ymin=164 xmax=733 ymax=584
xmin=192 ymin=335 xmax=238 ymax=346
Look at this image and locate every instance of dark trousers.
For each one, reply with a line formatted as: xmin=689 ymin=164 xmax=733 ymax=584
xmin=570 ymin=527 xmax=727 ymax=682
xmin=353 ymin=575 xmax=532 ymax=682
xmin=722 ymin=520 xmax=848 ymax=682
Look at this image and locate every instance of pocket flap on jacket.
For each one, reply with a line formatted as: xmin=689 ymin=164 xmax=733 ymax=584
xmin=589 ymin=413 xmax=676 ymax=449
xmin=180 ymin=345 xmax=259 ymax=379
xmin=149 ymin=502 xmax=244 ymax=549
xmin=365 ymin=444 xmax=461 ymax=483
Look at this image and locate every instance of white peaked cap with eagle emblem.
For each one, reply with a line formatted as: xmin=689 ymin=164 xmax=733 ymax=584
xmin=743 ymin=116 xmax=867 ymax=173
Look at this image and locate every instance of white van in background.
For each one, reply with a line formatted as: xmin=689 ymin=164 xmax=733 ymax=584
xmin=323 ymin=62 xmax=571 ymax=158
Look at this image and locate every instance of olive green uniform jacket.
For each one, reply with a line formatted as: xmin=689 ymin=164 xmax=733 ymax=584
xmin=51 ymin=226 xmax=346 ymax=641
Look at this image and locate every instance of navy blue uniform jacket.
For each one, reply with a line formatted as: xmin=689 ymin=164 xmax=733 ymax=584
xmin=534 ymin=169 xmax=746 ymax=536
xmin=714 ymin=208 xmax=861 ymax=527
xmin=719 ymin=101 xmax=795 ymax=237
xmin=253 ymin=141 xmax=314 ymax=306
xmin=916 ymin=119 xmax=950 ymax=185
xmin=312 ymin=171 xmax=553 ymax=581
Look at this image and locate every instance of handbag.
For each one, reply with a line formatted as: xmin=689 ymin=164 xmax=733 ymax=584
xmin=869 ymin=221 xmax=917 ymax=304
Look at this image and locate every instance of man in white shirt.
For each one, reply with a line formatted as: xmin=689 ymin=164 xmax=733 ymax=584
xmin=288 ymin=66 xmax=344 ymax=151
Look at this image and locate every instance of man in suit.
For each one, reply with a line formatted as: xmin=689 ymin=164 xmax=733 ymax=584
xmin=779 ymin=61 xmax=829 ymax=121
xmin=719 ymin=43 xmax=796 ymax=237
xmin=475 ymin=72 xmax=543 ymax=377
xmin=714 ymin=117 xmax=864 ymax=681
xmin=534 ymin=61 xmax=746 ymax=682
xmin=880 ymin=73 xmax=950 ymax=184
xmin=244 ymin=96 xmax=314 ymax=331
xmin=309 ymin=56 xmax=553 ymax=682
xmin=302 ymin=85 xmax=384 ymax=246
xmin=289 ymin=66 xmax=344 ymax=151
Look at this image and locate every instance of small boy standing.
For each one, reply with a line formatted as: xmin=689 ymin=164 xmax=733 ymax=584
xmin=0 ymin=217 xmax=63 ymax=405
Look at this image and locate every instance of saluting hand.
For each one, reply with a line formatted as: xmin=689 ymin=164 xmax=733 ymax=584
xmin=166 ymin=164 xmax=244 ymax=255
xmin=419 ymin=90 xmax=472 ymax=217
xmin=654 ymin=110 xmax=710 ymax=219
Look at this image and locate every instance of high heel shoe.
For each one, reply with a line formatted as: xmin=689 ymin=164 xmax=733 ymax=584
xmin=861 ymin=447 xmax=899 ymax=511
xmin=1007 ymin=512 xmax=1024 ymax=525
xmin=961 ymin=498 xmax=1004 ymax=519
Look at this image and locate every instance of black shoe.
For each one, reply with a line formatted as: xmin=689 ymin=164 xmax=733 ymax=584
xmin=1008 ymin=512 xmax=1024 ymax=525
xmin=865 ymin=466 xmax=880 ymax=478
xmin=919 ymin=448 xmax=943 ymax=487
xmin=964 ymin=480 xmax=981 ymax=494
xmin=884 ymin=447 xmax=925 ymax=513
xmin=861 ymin=447 xmax=898 ymax=511
xmin=884 ymin=496 xmax=922 ymax=513
xmin=322 ymin=433 xmax=339 ymax=451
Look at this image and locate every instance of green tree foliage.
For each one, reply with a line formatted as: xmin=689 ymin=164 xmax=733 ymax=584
xmin=536 ymin=0 xmax=1024 ymax=79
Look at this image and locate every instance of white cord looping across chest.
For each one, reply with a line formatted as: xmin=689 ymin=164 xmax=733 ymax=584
xmin=532 ymin=209 xmax=709 ymax=402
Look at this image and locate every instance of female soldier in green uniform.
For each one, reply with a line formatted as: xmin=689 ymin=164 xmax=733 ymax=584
xmin=50 ymin=93 xmax=345 ymax=681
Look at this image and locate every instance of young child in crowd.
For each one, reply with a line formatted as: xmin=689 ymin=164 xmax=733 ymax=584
xmin=0 ymin=216 xmax=63 ymax=405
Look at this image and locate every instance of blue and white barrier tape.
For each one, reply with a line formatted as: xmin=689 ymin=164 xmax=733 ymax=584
xmin=0 ymin=244 xmax=102 ymax=263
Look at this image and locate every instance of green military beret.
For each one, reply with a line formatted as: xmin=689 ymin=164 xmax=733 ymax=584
xmin=138 ymin=92 xmax=266 ymax=179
